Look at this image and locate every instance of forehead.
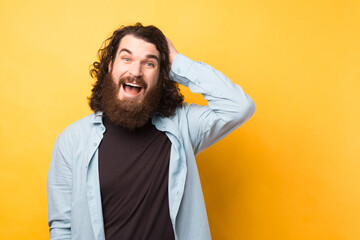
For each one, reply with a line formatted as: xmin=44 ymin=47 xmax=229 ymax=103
xmin=117 ymin=34 xmax=160 ymax=58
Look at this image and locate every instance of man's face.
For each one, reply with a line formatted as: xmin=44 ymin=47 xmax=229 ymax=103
xmin=109 ymin=34 xmax=161 ymax=103
xmin=101 ymin=34 xmax=163 ymax=130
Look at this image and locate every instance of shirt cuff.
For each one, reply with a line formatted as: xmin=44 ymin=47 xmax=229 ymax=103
xmin=169 ymin=53 xmax=194 ymax=87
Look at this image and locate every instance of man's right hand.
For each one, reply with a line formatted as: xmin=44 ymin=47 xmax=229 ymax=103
xmin=166 ymin=37 xmax=178 ymax=67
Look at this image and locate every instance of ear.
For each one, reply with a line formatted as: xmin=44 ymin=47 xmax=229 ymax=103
xmin=108 ymin=58 xmax=113 ymax=72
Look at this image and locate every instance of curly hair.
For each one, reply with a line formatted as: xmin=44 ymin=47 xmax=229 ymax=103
xmin=89 ymin=23 xmax=184 ymax=117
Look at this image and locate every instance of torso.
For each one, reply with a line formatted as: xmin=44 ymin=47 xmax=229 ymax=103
xmin=98 ymin=116 xmax=174 ymax=240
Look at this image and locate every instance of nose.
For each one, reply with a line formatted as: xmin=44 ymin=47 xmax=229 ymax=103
xmin=128 ymin=61 xmax=142 ymax=78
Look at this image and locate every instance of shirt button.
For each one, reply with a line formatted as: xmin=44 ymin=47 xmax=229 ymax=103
xmin=93 ymin=142 xmax=97 ymax=146
xmin=100 ymin=126 xmax=104 ymax=131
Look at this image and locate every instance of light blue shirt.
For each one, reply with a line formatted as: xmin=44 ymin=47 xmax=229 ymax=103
xmin=47 ymin=54 xmax=255 ymax=240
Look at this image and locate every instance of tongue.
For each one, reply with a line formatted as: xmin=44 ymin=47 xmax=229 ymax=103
xmin=124 ymin=85 xmax=141 ymax=95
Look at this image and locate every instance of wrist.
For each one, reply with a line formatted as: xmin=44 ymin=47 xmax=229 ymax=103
xmin=169 ymin=52 xmax=179 ymax=66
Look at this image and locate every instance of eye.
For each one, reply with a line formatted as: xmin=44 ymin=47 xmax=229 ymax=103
xmin=145 ymin=62 xmax=155 ymax=67
xmin=122 ymin=57 xmax=130 ymax=62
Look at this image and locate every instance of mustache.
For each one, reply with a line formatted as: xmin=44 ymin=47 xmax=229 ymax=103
xmin=119 ymin=76 xmax=148 ymax=89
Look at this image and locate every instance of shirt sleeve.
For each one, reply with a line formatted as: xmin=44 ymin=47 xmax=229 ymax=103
xmin=47 ymin=132 xmax=73 ymax=240
xmin=169 ymin=54 xmax=256 ymax=155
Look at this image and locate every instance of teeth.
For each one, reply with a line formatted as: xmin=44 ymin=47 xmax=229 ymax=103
xmin=125 ymin=83 xmax=141 ymax=88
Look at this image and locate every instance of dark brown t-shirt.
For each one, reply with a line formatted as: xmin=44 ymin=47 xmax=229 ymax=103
xmin=99 ymin=117 xmax=174 ymax=240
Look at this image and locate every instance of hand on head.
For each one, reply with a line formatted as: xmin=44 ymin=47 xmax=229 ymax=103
xmin=166 ymin=37 xmax=178 ymax=67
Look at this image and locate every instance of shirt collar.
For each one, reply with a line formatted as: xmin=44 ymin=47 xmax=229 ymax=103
xmin=90 ymin=111 xmax=171 ymax=131
xmin=91 ymin=111 xmax=104 ymax=124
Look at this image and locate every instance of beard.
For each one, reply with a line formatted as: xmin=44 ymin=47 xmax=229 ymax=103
xmin=100 ymin=73 xmax=162 ymax=131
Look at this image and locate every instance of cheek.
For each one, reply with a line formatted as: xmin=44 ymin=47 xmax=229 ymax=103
xmin=145 ymin=71 xmax=160 ymax=88
xmin=111 ymin=63 xmax=128 ymax=77
xmin=152 ymin=74 xmax=160 ymax=88
xmin=153 ymin=70 xmax=161 ymax=85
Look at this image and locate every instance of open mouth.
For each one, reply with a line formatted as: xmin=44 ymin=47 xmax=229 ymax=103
xmin=122 ymin=82 xmax=143 ymax=96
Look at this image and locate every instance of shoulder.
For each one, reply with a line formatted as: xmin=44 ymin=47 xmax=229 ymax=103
xmin=154 ymin=103 xmax=209 ymax=128
xmin=166 ymin=103 xmax=190 ymax=121
xmin=56 ymin=112 xmax=100 ymax=144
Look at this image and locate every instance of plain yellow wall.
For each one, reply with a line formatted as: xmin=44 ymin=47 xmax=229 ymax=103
xmin=0 ymin=0 xmax=359 ymax=239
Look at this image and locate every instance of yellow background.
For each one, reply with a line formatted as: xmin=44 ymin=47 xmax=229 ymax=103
xmin=0 ymin=0 xmax=359 ymax=239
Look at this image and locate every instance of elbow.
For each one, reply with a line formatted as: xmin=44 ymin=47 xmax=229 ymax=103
xmin=246 ymin=97 xmax=256 ymax=119
xmin=232 ymin=95 xmax=256 ymax=126
xmin=211 ymin=92 xmax=256 ymax=129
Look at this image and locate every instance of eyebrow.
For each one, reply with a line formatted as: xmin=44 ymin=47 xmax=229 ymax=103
xmin=119 ymin=48 xmax=159 ymax=63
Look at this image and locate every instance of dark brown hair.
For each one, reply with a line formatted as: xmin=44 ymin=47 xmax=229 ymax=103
xmin=89 ymin=23 xmax=184 ymax=117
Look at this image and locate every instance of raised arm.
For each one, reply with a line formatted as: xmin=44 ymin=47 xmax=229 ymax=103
xmin=167 ymin=38 xmax=256 ymax=155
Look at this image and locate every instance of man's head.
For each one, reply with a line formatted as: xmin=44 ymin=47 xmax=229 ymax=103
xmin=89 ymin=23 xmax=184 ymax=130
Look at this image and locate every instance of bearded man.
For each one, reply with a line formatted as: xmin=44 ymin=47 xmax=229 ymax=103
xmin=47 ymin=23 xmax=255 ymax=240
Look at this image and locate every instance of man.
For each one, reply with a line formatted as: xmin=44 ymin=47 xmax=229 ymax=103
xmin=47 ymin=23 xmax=255 ymax=240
